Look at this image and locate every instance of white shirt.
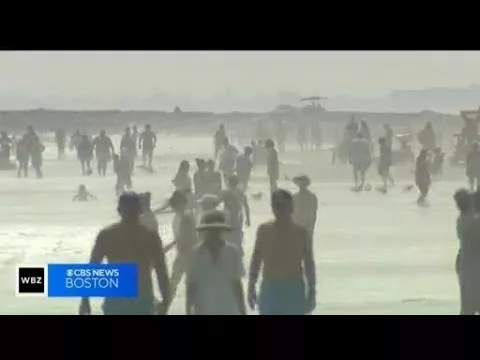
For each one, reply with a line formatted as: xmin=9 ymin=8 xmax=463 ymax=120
xmin=188 ymin=242 xmax=243 ymax=315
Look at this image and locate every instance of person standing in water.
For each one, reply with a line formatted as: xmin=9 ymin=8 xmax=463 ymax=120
xmin=235 ymin=146 xmax=253 ymax=192
xmin=114 ymin=150 xmax=133 ymax=196
xmin=120 ymin=127 xmax=137 ymax=175
xmin=292 ymin=175 xmax=318 ymax=239
xmin=466 ymin=142 xmax=480 ymax=192
xmin=415 ymin=149 xmax=431 ymax=205
xmin=378 ymin=137 xmax=394 ymax=190
xmin=73 ymin=185 xmax=97 ymax=201
xmin=16 ymin=137 xmax=28 ymax=178
xmin=217 ymin=175 xmax=251 ymax=256
xmin=166 ymin=191 xmax=197 ymax=302
xmin=93 ymin=130 xmax=115 ymax=177
xmin=248 ymin=189 xmax=316 ymax=315
xmin=265 ymin=139 xmax=279 ymax=193
xmin=193 ymin=158 xmax=207 ymax=200
xmin=55 ymin=128 xmax=66 ymax=160
xmin=139 ymin=124 xmax=157 ymax=169
xmin=456 ymin=189 xmax=480 ymax=315
xmin=77 ymin=134 xmax=93 ymax=175
xmin=204 ymin=159 xmax=222 ymax=196
xmin=214 ymin=124 xmax=227 ymax=159
xmin=349 ymin=132 xmax=372 ymax=190
xmin=30 ymin=134 xmax=45 ymax=179
xmin=186 ymin=210 xmax=246 ymax=315
xmin=79 ymin=193 xmax=171 ymax=315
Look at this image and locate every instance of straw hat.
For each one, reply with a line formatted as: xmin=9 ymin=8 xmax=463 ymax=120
xmin=292 ymin=174 xmax=311 ymax=187
xmin=196 ymin=210 xmax=233 ymax=231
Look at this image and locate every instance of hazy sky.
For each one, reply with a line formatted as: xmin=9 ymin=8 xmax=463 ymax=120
xmin=1 ymin=51 xmax=480 ymax=98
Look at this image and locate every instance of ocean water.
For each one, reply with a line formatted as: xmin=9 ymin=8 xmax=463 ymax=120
xmin=0 ymin=134 xmax=461 ymax=315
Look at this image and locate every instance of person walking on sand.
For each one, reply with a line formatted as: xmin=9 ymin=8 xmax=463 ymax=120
xmin=205 ymin=159 xmax=222 ymax=196
xmin=194 ymin=158 xmax=208 ymax=199
xmin=30 ymin=135 xmax=45 ymax=179
xmin=16 ymin=137 xmax=28 ymax=178
xmin=77 ymin=134 xmax=93 ymax=175
xmin=120 ymin=127 xmax=137 ymax=175
xmin=456 ymin=189 xmax=480 ymax=315
xmin=214 ymin=124 xmax=227 ymax=159
xmin=248 ymin=189 xmax=316 ymax=315
xmin=349 ymin=132 xmax=372 ymax=190
xmin=172 ymin=160 xmax=193 ymax=193
xmin=235 ymin=146 xmax=253 ymax=192
xmin=292 ymin=175 xmax=318 ymax=239
xmin=55 ymin=128 xmax=66 ymax=160
xmin=186 ymin=210 xmax=246 ymax=315
xmin=415 ymin=149 xmax=431 ymax=205
xmin=218 ymin=137 xmax=238 ymax=186
xmin=139 ymin=124 xmax=157 ymax=169
xmin=378 ymin=137 xmax=394 ymax=190
xmin=93 ymin=130 xmax=115 ymax=177
xmin=114 ymin=150 xmax=133 ymax=196
xmin=165 ymin=191 xmax=197 ymax=302
xmin=78 ymin=192 xmax=171 ymax=315
xmin=265 ymin=139 xmax=279 ymax=193
xmin=217 ymin=175 xmax=251 ymax=256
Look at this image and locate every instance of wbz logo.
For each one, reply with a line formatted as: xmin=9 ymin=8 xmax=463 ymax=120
xmin=16 ymin=266 xmax=46 ymax=296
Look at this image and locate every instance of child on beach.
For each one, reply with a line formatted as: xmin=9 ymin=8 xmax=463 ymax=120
xmin=73 ymin=185 xmax=97 ymax=202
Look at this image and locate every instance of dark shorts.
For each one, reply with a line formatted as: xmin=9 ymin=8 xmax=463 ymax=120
xmin=143 ymin=147 xmax=154 ymax=156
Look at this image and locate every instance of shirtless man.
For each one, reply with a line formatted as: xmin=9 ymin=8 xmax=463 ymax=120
xmin=218 ymin=137 xmax=238 ymax=186
xmin=120 ymin=127 xmax=137 ymax=175
xmin=214 ymin=124 xmax=227 ymax=159
xmin=205 ymin=159 xmax=222 ymax=196
xmin=248 ymin=189 xmax=316 ymax=315
xmin=292 ymin=175 xmax=318 ymax=239
xmin=93 ymin=130 xmax=115 ymax=176
xmin=235 ymin=146 xmax=253 ymax=192
xmin=78 ymin=193 xmax=171 ymax=315
xmin=166 ymin=191 xmax=197 ymax=302
xmin=217 ymin=175 xmax=251 ymax=256
xmin=55 ymin=128 xmax=66 ymax=160
xmin=139 ymin=124 xmax=157 ymax=169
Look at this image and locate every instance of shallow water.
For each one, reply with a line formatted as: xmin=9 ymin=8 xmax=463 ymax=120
xmin=0 ymin=134 xmax=462 ymax=315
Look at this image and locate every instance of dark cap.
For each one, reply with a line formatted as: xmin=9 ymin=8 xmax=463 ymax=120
xmin=118 ymin=192 xmax=141 ymax=210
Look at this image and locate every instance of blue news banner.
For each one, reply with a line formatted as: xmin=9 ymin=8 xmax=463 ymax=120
xmin=47 ymin=264 xmax=138 ymax=298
